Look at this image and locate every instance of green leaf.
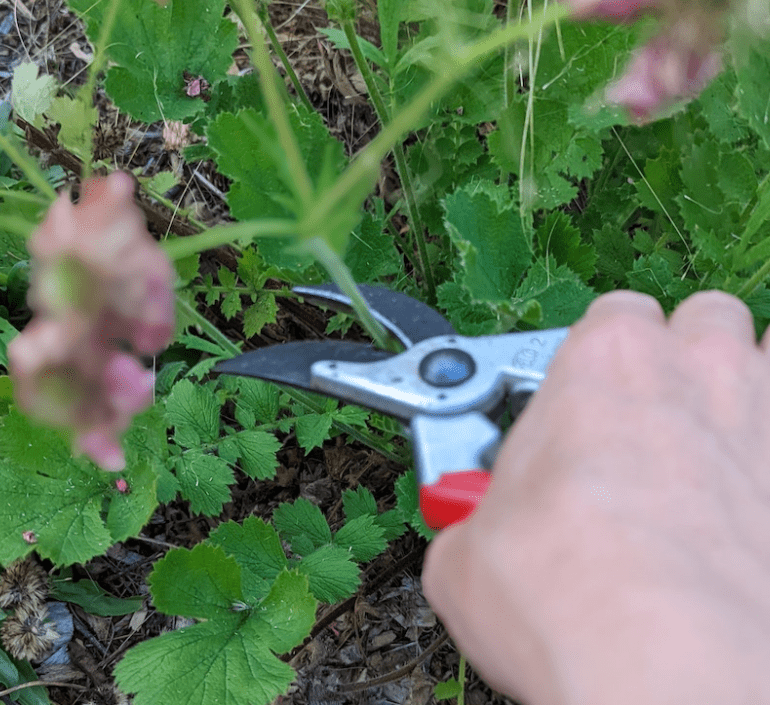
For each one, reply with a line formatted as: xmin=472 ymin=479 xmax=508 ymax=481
xmin=735 ymin=35 xmax=770 ymax=148
xmin=208 ymin=517 xmax=288 ymax=602
xmin=50 ymin=576 xmax=144 ymax=616
xmin=106 ymin=460 xmax=158 ymax=544
xmin=149 ymin=544 xmax=243 ymax=619
xmin=207 ymin=105 xmax=347 ymax=252
xmin=294 ymin=412 xmax=334 ymax=453
xmin=165 ymin=379 xmax=221 ymax=446
xmin=435 ymin=677 xmax=463 ymax=700
xmin=0 ymin=409 xmax=159 ymax=565
xmin=273 ymin=498 xmax=332 ymax=556
xmin=220 ymin=430 xmax=282 ymax=480
xmin=0 ymin=318 xmax=19 ymax=369
xmin=298 ymin=544 xmax=360 ymax=602
xmin=243 ymin=292 xmax=278 ymax=338
xmin=174 ymin=451 xmax=234 ymax=516
xmin=342 ymin=485 xmax=378 ymax=521
xmin=11 ymin=63 xmax=56 ymax=125
xmin=344 ymin=205 xmax=401 ymax=282
xmin=233 ymin=377 xmax=281 ymax=425
xmin=443 ymin=181 xmax=532 ymax=304
xmin=535 ymin=211 xmax=596 ymax=282
xmin=0 ymin=650 xmax=51 ymax=705
xmin=395 ymin=470 xmax=433 ymax=539
xmin=592 ymin=224 xmax=635 ymax=283
xmin=333 ymin=514 xmax=386 ymax=563
xmin=46 ymin=90 xmax=97 ymax=162
xmin=514 ymin=257 xmax=596 ymax=328
xmin=114 ymin=570 xmax=315 ymax=705
xmin=68 ymin=0 xmax=238 ymax=122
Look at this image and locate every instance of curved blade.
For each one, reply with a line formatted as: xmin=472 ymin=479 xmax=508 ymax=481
xmin=213 ymin=341 xmax=394 ymax=394
xmin=293 ymin=284 xmax=455 ymax=348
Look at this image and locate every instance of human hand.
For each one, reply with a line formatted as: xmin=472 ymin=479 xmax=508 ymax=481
xmin=423 ymin=290 xmax=770 ymax=705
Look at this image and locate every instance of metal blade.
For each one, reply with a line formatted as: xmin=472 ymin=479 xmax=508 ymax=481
xmin=212 ymin=341 xmax=394 ymax=395
xmin=293 ymin=284 xmax=455 ymax=348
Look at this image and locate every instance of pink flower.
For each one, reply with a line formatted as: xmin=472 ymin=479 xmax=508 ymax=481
xmin=8 ymin=172 xmax=175 ymax=471
xmin=566 ymin=0 xmax=727 ymax=121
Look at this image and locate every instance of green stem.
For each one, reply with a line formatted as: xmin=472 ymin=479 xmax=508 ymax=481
xmin=308 ymin=237 xmax=390 ymax=349
xmin=457 ymin=651 xmax=466 ymax=705
xmin=80 ymin=0 xmax=122 ymax=180
xmin=263 ymin=19 xmax=314 ymax=112
xmin=306 ymin=2 xmax=569 ymax=231
xmin=0 ymin=133 xmax=57 ymax=202
xmin=159 ymin=219 xmax=297 ymax=261
xmin=340 ymin=20 xmax=436 ymax=304
xmin=230 ymin=0 xmax=314 ymax=206
xmin=735 ymin=258 xmax=770 ymax=299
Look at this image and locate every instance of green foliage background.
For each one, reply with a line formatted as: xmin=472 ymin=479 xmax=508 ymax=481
xmin=2 ymin=0 xmax=770 ymax=702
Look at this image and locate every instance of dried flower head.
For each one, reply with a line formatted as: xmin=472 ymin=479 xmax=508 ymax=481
xmin=0 ymin=557 xmax=48 ymax=611
xmin=8 ymin=172 xmax=175 ymax=471
xmin=1 ymin=604 xmax=59 ymax=661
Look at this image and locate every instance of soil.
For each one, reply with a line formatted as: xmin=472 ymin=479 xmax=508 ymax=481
xmin=0 ymin=2 xmax=521 ymax=704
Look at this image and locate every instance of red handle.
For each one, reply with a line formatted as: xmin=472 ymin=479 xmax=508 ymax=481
xmin=419 ymin=470 xmax=492 ymax=530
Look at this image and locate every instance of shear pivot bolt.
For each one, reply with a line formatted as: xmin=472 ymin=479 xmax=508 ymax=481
xmin=419 ymin=349 xmax=475 ymax=387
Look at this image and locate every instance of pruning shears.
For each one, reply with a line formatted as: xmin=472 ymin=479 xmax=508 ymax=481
xmin=213 ymin=285 xmax=568 ymax=530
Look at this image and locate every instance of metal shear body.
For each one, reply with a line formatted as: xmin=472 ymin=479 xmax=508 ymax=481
xmin=214 ymin=284 xmax=568 ymax=530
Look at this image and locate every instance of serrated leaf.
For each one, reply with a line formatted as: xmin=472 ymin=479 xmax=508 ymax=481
xmin=220 ymin=430 xmax=282 ymax=480
xmin=221 ymin=291 xmax=242 ymax=320
xmin=736 ymin=35 xmax=770 ymax=148
xmin=115 ymin=570 xmax=315 ymax=705
xmin=0 ymin=408 xmax=160 ymax=565
xmin=298 ymin=544 xmax=360 ymax=602
xmin=435 ymin=677 xmax=462 ymax=699
xmin=11 ymin=63 xmax=56 ymax=124
xmin=208 ymin=517 xmax=288 ymax=601
xmin=342 ymin=485 xmax=378 ymax=521
xmin=535 ymin=212 xmax=596 ymax=282
xmin=514 ymin=257 xmax=596 ymax=328
xmin=46 ymin=90 xmax=96 ymax=161
xmin=175 ymin=451 xmax=234 ymax=516
xmin=334 ymin=515 xmax=386 ymax=563
xmin=592 ymin=224 xmax=635 ymax=283
xmin=106 ymin=461 xmax=158 ymax=544
xmin=443 ymin=181 xmax=532 ymax=304
xmin=68 ymin=0 xmax=238 ymax=123
xmin=395 ymin=470 xmax=434 ymax=539
xmin=344 ymin=206 xmax=401 ymax=282
xmin=149 ymin=544 xmax=243 ymax=619
xmin=273 ymin=498 xmax=331 ymax=556
xmin=165 ymin=379 xmax=221 ymax=446
xmin=294 ymin=412 xmax=334 ymax=452
xmin=243 ymin=292 xmax=278 ymax=338
xmin=234 ymin=377 xmax=280 ymax=425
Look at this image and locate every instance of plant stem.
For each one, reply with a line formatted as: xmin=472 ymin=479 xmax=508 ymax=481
xmin=159 ymin=219 xmax=297 ymax=261
xmin=457 ymin=651 xmax=467 ymax=705
xmin=262 ymin=18 xmax=314 ymax=112
xmin=0 ymin=133 xmax=57 ymax=202
xmin=308 ymin=237 xmax=390 ymax=349
xmin=306 ymin=3 xmax=569 ymax=232
xmin=340 ymin=20 xmax=436 ymax=304
xmin=735 ymin=258 xmax=770 ymax=299
xmin=80 ymin=0 xmax=122 ymax=180
xmin=230 ymin=0 xmax=314 ymax=206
